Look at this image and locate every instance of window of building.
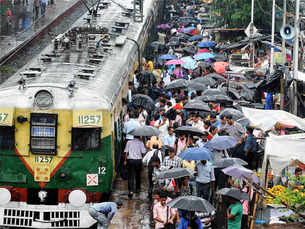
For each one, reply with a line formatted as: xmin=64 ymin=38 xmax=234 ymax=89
xmin=0 ymin=126 xmax=15 ymax=150
xmin=30 ymin=113 xmax=57 ymax=155
xmin=72 ymin=128 xmax=101 ymax=151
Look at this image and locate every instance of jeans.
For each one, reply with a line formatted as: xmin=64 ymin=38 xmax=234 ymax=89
xmin=88 ymin=208 xmax=109 ymax=229
xmin=127 ymin=159 xmax=142 ymax=193
xmin=196 ymin=182 xmax=210 ymax=201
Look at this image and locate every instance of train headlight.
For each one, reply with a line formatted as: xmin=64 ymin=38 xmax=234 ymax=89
xmin=0 ymin=188 xmax=11 ymax=205
xmin=68 ymin=190 xmax=86 ymax=207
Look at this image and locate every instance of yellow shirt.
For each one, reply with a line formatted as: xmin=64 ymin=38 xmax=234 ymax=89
xmin=147 ymin=61 xmax=154 ymax=72
xmin=183 ymin=160 xmax=195 ymax=170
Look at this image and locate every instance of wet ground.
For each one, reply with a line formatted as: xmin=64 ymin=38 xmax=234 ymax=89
xmin=110 ymin=169 xmax=152 ymax=229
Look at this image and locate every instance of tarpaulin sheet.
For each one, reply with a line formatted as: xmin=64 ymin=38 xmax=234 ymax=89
xmin=242 ymin=107 xmax=305 ymax=131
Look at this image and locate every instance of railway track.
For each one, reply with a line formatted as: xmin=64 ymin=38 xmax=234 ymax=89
xmin=0 ymin=1 xmax=90 ymax=84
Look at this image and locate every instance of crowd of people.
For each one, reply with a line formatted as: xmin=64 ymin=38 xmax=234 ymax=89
xmin=118 ymin=2 xmax=266 ymax=229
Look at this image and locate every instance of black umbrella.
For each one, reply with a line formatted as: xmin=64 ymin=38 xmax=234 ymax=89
xmin=166 ymin=79 xmax=189 ymax=90
xmin=220 ymin=87 xmax=242 ymax=100
xmin=191 ymin=77 xmax=217 ymax=87
xmin=188 ymin=82 xmax=207 ymax=91
xmin=166 ymin=40 xmax=180 ymax=47
xmin=157 ymin=168 xmax=195 ymax=179
xmin=184 ymin=100 xmax=211 ymax=112
xmin=151 ymin=41 xmax=166 ymax=50
xmin=183 ymin=46 xmax=197 ymax=55
xmin=198 ymin=94 xmax=233 ymax=104
xmin=217 ymin=188 xmax=250 ymax=200
xmin=219 ymin=108 xmax=244 ymax=121
xmin=132 ymin=94 xmax=155 ymax=111
xmin=236 ymin=117 xmax=251 ymax=126
xmin=129 ymin=125 xmax=161 ymax=137
xmin=167 ymin=196 xmax=216 ymax=212
xmin=202 ymin=88 xmax=225 ymax=96
xmin=169 ymin=37 xmax=180 ymax=43
xmin=174 ymin=126 xmax=206 ymax=136
xmin=197 ymin=61 xmax=212 ymax=68
xmin=205 ymin=73 xmax=225 ymax=82
xmin=139 ymin=71 xmax=156 ymax=86
xmin=212 ymin=54 xmax=228 ymax=61
xmin=212 ymin=158 xmax=248 ymax=168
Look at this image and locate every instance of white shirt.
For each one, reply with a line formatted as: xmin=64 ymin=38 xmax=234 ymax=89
xmin=142 ymin=149 xmax=163 ymax=166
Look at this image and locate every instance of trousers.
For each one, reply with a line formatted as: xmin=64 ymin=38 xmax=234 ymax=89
xmin=196 ymin=182 xmax=210 ymax=201
xmin=88 ymin=208 xmax=109 ymax=229
xmin=127 ymin=159 xmax=142 ymax=193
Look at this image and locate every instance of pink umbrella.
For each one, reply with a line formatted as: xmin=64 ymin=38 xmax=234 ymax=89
xmin=166 ymin=59 xmax=186 ymax=65
xmin=197 ymin=48 xmax=210 ymax=53
xmin=213 ymin=61 xmax=229 ymax=74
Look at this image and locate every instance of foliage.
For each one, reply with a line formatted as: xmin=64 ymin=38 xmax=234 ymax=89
xmin=212 ymin=0 xmax=273 ymax=30
xmin=0 ymin=66 xmax=13 ymax=73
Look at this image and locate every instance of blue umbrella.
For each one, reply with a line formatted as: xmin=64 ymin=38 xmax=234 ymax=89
xmin=197 ymin=41 xmax=216 ymax=48
xmin=188 ymin=35 xmax=203 ymax=42
xmin=182 ymin=26 xmax=196 ymax=33
xmin=158 ymin=54 xmax=178 ymax=61
xmin=194 ymin=53 xmax=216 ymax=60
xmin=181 ymin=56 xmax=198 ymax=70
xmin=205 ymin=136 xmax=238 ymax=151
xmin=178 ymin=147 xmax=211 ymax=161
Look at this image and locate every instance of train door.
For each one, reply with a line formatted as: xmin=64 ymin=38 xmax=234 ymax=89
xmin=114 ymin=114 xmax=123 ymax=172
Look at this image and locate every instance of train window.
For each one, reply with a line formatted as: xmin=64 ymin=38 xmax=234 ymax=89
xmin=72 ymin=128 xmax=101 ymax=151
xmin=30 ymin=114 xmax=57 ymax=155
xmin=0 ymin=126 xmax=15 ymax=150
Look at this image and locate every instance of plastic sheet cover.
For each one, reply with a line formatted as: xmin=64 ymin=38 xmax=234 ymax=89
xmin=241 ymin=107 xmax=305 ymax=131
xmin=264 ymin=134 xmax=305 ymax=177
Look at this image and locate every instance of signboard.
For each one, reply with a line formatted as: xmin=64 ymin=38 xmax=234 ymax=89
xmin=245 ymin=23 xmax=257 ymax=38
xmin=73 ymin=110 xmax=102 ymax=128
xmin=86 ymin=174 xmax=98 ymax=186
xmin=0 ymin=108 xmax=14 ymax=126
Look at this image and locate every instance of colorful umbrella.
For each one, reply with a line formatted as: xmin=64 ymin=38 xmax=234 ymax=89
xmin=165 ymin=59 xmax=186 ymax=65
xmin=222 ymin=165 xmax=260 ymax=184
xmin=213 ymin=61 xmax=229 ymax=74
xmin=194 ymin=53 xmax=216 ymax=60
xmin=205 ymin=136 xmax=238 ymax=151
xmin=188 ymin=35 xmax=203 ymax=42
xmin=197 ymin=48 xmax=210 ymax=54
xmin=182 ymin=26 xmax=196 ymax=33
xmin=158 ymin=54 xmax=178 ymax=60
xmin=157 ymin=24 xmax=171 ymax=29
xmin=181 ymin=56 xmax=198 ymax=70
xmin=178 ymin=147 xmax=212 ymax=161
xmin=197 ymin=41 xmax=216 ymax=48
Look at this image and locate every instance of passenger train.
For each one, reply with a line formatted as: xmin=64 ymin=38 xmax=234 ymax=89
xmin=0 ymin=0 xmax=164 ymax=227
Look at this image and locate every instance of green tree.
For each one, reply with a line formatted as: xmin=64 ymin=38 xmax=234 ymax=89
xmin=212 ymin=0 xmax=274 ymax=30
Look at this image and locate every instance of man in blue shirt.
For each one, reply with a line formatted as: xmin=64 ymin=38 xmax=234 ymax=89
xmin=244 ymin=126 xmax=257 ymax=170
xmin=88 ymin=201 xmax=123 ymax=228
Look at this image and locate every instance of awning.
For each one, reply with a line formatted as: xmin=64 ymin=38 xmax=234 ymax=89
xmin=72 ymin=110 xmax=103 ymax=128
xmin=0 ymin=108 xmax=14 ymax=126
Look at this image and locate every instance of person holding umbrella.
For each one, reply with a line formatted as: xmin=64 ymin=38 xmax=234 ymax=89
xmin=195 ymin=160 xmax=215 ymax=202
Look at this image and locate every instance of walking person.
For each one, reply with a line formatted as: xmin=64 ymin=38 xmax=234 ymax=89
xmin=34 ymin=0 xmax=40 ymax=20
xmin=195 ymin=160 xmax=215 ymax=202
xmin=142 ymin=144 xmax=163 ymax=200
xmin=88 ymin=200 xmax=123 ymax=229
xmin=40 ymin=0 xmax=47 ymax=16
xmin=124 ymin=136 xmax=146 ymax=199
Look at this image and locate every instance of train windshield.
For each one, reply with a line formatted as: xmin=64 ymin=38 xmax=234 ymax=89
xmin=72 ymin=128 xmax=101 ymax=151
xmin=0 ymin=126 xmax=15 ymax=150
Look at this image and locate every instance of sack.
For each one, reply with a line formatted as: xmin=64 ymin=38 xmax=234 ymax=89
xmin=164 ymin=223 xmax=175 ymax=229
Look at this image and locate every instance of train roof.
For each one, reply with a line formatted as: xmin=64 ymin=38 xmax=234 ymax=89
xmin=0 ymin=0 xmax=157 ymax=111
